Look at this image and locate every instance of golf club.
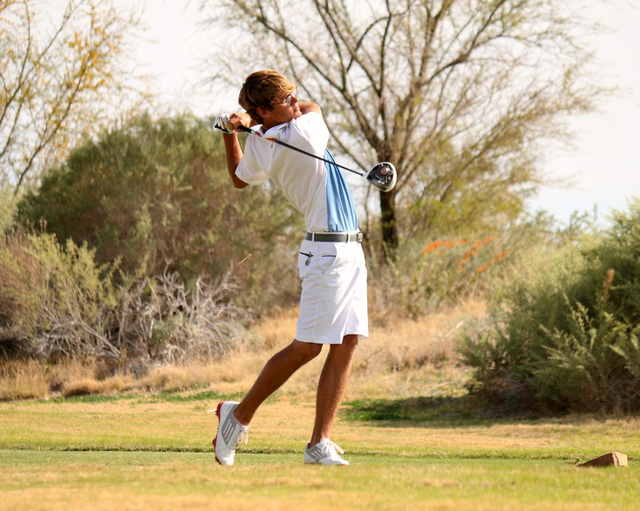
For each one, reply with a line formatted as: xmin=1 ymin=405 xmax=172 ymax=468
xmin=235 ymin=125 xmax=397 ymax=193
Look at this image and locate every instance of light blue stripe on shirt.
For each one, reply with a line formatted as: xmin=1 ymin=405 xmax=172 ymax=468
xmin=324 ymin=149 xmax=359 ymax=232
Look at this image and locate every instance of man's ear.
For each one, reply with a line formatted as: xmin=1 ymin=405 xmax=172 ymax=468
xmin=256 ymin=106 xmax=270 ymax=121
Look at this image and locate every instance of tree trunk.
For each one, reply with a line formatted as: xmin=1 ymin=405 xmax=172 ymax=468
xmin=379 ymin=189 xmax=399 ymax=252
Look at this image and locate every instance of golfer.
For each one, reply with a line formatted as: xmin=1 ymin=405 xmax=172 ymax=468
xmin=211 ymin=70 xmax=368 ymax=466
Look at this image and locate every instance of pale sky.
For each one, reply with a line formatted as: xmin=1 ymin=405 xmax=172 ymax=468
xmin=132 ymin=0 xmax=640 ymax=225
xmin=531 ymin=1 xmax=640 ymax=224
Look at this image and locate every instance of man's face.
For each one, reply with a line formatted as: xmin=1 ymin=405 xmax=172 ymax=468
xmin=261 ymin=90 xmax=301 ymax=128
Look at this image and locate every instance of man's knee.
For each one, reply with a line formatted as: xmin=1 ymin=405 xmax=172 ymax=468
xmin=291 ymin=340 xmax=323 ymax=362
xmin=340 ymin=334 xmax=360 ymax=352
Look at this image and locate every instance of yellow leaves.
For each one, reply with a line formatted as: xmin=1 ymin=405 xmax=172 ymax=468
xmin=0 ymin=0 xmax=138 ymax=190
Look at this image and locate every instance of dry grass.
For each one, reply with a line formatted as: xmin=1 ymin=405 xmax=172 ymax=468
xmin=0 ymin=299 xmax=486 ymax=401
xmin=216 ymin=298 xmax=485 ymax=400
xmin=0 ymin=360 xmax=50 ymax=400
xmin=0 ymin=353 xmax=269 ymax=401
xmin=353 ymin=298 xmax=484 ymax=397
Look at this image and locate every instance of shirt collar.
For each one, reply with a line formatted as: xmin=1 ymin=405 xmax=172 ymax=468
xmin=260 ymin=121 xmax=289 ymax=139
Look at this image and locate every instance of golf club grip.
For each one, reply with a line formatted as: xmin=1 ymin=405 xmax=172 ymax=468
xmin=236 ymin=125 xmax=364 ymax=177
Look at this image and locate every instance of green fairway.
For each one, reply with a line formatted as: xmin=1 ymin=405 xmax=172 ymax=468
xmin=1 ymin=450 xmax=639 ymax=511
xmin=1 ymin=394 xmax=639 ymax=510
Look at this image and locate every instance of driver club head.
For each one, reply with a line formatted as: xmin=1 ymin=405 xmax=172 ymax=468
xmin=365 ymin=162 xmax=397 ymax=192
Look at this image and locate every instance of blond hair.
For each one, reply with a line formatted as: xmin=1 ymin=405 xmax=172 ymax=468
xmin=238 ymin=70 xmax=295 ymax=124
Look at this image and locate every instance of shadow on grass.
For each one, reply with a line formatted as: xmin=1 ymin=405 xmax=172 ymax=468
xmin=342 ymin=395 xmax=544 ymax=427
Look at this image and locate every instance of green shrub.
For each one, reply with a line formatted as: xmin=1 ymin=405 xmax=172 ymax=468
xmin=14 ymin=114 xmax=303 ymax=314
xmin=459 ymin=200 xmax=640 ymax=414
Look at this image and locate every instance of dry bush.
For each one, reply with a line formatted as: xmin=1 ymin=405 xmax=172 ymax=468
xmin=365 ymin=213 xmax=566 ymax=321
xmin=0 ymin=353 xmax=270 ymax=400
xmin=0 ymin=230 xmax=117 ymax=358
xmin=256 ymin=308 xmax=299 ymax=350
xmin=62 ymin=378 xmax=111 ymax=397
xmin=109 ymin=269 xmax=253 ymax=364
xmin=0 ymin=357 xmax=114 ymax=400
xmin=62 ymin=374 xmax=137 ymax=397
xmin=138 ymin=352 xmax=269 ymax=393
xmin=365 ymin=233 xmax=507 ymax=321
xmin=0 ymin=229 xmax=252 ymax=367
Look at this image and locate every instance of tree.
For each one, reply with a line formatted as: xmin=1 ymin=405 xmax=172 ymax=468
xmin=15 ymin=114 xmax=304 ymax=313
xmin=200 ymin=0 xmax=603 ymax=250
xmin=0 ymin=0 xmax=138 ymax=193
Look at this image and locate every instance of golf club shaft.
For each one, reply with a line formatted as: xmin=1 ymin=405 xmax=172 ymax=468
xmin=237 ymin=125 xmax=365 ymax=177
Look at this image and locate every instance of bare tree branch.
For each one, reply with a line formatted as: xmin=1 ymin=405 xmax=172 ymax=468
xmin=0 ymin=0 xmax=139 ymax=191
xmin=203 ymin=0 xmax=606 ymax=246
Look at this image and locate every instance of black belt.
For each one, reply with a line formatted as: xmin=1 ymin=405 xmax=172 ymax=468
xmin=305 ymin=232 xmax=363 ymax=243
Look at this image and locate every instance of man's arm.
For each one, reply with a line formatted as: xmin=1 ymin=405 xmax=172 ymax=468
xmin=299 ymin=102 xmax=322 ymax=116
xmin=222 ymin=133 xmax=249 ymax=189
xmin=220 ymin=112 xmax=253 ymax=189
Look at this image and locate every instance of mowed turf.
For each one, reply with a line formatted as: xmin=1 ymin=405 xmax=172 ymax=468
xmin=1 ymin=394 xmax=640 ymax=510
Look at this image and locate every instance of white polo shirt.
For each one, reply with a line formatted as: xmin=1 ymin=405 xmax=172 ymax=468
xmin=235 ymin=112 xmax=359 ymax=233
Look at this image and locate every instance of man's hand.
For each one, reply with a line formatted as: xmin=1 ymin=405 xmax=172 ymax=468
xmin=214 ymin=113 xmax=235 ymax=134
xmin=214 ymin=112 xmax=253 ymax=134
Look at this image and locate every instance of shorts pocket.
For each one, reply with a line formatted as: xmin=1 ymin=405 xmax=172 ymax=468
xmin=298 ymin=244 xmax=342 ymax=280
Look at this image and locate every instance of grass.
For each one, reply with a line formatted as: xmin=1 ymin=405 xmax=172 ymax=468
xmin=1 ymin=302 xmax=640 ymax=509
xmin=1 ymin=394 xmax=640 ymax=510
xmin=1 ymin=450 xmax=639 ymax=511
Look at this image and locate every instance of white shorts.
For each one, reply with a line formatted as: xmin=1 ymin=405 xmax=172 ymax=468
xmin=295 ymin=238 xmax=368 ymax=344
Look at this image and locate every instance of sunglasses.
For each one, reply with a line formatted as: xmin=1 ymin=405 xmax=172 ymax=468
xmin=273 ymin=90 xmax=297 ymax=106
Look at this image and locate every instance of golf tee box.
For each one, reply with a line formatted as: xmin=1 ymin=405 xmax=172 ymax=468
xmin=578 ymin=452 xmax=628 ymax=468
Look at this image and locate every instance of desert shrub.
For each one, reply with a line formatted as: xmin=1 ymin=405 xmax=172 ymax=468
xmin=366 ymin=211 xmax=558 ymax=321
xmin=0 ymin=230 xmax=118 ymax=358
xmin=459 ymin=200 xmax=640 ymax=414
xmin=0 ymin=229 xmax=252 ymax=364
xmin=110 ymin=269 xmax=252 ymax=364
xmin=14 ymin=114 xmax=303 ymax=314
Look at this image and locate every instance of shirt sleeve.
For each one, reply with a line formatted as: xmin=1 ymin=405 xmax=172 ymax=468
xmin=235 ymin=137 xmax=269 ymax=186
xmin=287 ymin=112 xmax=329 ymax=157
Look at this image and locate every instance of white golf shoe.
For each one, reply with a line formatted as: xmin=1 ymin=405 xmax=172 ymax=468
xmin=210 ymin=401 xmax=249 ymax=466
xmin=304 ymin=438 xmax=350 ymax=466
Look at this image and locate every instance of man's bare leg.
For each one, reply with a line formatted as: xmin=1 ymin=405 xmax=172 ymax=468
xmin=234 ymin=340 xmax=322 ymax=426
xmin=309 ymin=334 xmax=359 ymax=446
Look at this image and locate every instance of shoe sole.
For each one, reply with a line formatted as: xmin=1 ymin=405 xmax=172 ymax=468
xmin=212 ymin=401 xmax=224 ymax=465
